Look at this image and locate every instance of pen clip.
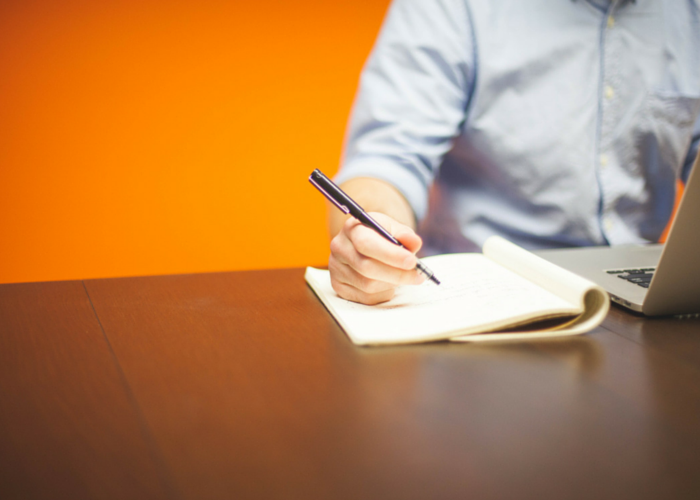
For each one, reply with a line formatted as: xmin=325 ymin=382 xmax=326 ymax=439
xmin=309 ymin=176 xmax=350 ymax=214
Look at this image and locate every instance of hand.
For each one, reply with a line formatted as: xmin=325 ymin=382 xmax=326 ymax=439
xmin=329 ymin=212 xmax=426 ymax=305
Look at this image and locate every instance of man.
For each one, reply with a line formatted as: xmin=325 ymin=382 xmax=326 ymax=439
xmin=328 ymin=0 xmax=700 ymax=305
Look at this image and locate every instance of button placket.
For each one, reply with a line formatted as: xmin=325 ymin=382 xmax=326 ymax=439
xmin=598 ymin=5 xmax=623 ymax=243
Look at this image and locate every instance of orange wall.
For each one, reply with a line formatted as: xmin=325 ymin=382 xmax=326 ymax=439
xmin=0 ymin=0 xmax=391 ymax=284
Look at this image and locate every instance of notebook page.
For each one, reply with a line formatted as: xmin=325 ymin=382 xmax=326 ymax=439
xmin=483 ymin=236 xmax=600 ymax=307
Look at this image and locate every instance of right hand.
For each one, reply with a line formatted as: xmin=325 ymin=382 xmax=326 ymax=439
xmin=329 ymin=212 xmax=426 ymax=305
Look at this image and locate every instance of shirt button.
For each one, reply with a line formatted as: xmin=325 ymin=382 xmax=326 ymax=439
xmin=604 ymin=218 xmax=614 ymax=231
xmin=600 ymin=154 xmax=609 ymax=168
xmin=607 ymin=16 xmax=615 ymax=28
xmin=605 ymin=86 xmax=614 ymax=100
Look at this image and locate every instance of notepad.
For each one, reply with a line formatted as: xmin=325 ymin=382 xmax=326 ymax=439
xmin=305 ymin=236 xmax=609 ymax=345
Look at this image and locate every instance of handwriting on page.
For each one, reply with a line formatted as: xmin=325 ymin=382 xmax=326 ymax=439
xmin=377 ymin=257 xmax=557 ymax=312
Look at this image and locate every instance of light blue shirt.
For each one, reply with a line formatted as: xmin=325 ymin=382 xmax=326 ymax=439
xmin=335 ymin=0 xmax=700 ymax=252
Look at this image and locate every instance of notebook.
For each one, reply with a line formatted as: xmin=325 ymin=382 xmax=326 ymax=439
xmin=306 ymin=236 xmax=610 ymax=345
xmin=536 ymin=151 xmax=700 ymax=316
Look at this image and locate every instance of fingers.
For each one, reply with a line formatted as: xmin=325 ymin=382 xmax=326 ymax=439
xmin=328 ymin=214 xmax=426 ymax=305
xmin=329 ymin=278 xmax=396 ymax=306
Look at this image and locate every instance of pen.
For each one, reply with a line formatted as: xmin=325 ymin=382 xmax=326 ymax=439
xmin=309 ymin=169 xmax=440 ymax=285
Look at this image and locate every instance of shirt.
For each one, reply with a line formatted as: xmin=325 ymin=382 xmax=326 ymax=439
xmin=335 ymin=0 xmax=700 ymax=253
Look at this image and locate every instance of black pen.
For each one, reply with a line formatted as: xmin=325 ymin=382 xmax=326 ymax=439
xmin=309 ymin=169 xmax=440 ymax=285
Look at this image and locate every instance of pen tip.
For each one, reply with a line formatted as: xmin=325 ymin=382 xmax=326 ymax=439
xmin=431 ymin=276 xmax=441 ymax=285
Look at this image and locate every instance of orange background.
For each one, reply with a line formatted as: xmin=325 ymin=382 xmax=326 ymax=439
xmin=0 ymin=0 xmax=391 ymax=284
xmin=1 ymin=0 xmax=681 ymax=285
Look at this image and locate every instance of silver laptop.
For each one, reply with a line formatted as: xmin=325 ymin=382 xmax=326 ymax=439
xmin=536 ymin=152 xmax=700 ymax=316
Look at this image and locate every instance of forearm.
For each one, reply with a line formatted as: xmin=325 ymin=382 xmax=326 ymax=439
xmin=327 ymin=177 xmax=416 ymax=238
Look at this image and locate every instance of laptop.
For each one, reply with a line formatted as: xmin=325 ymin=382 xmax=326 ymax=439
xmin=536 ymin=151 xmax=700 ymax=316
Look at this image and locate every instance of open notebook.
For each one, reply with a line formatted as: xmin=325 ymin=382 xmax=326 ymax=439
xmin=305 ymin=236 xmax=609 ymax=345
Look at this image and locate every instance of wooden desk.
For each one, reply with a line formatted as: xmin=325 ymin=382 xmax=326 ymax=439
xmin=2 ymin=269 xmax=700 ymax=499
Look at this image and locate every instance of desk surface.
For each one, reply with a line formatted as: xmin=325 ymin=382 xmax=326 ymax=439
xmin=2 ymin=268 xmax=700 ymax=500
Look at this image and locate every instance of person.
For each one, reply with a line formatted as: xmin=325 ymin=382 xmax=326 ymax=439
xmin=327 ymin=0 xmax=700 ymax=305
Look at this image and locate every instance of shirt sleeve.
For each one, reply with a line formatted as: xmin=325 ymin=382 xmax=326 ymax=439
xmin=681 ymin=112 xmax=700 ymax=183
xmin=334 ymin=0 xmax=475 ymax=221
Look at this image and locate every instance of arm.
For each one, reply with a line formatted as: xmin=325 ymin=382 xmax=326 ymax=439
xmin=681 ymin=113 xmax=700 ymax=183
xmin=328 ymin=0 xmax=474 ymax=304
xmin=335 ymin=0 xmax=474 ymax=221
xmin=327 ymin=177 xmax=416 ymax=237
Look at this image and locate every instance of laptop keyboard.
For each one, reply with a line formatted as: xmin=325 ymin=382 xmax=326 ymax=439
xmin=606 ymin=268 xmax=656 ymax=288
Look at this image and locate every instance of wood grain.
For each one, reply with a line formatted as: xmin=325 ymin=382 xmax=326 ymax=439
xmin=84 ymin=269 xmax=700 ymax=500
xmin=0 ymin=281 xmax=172 ymax=500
